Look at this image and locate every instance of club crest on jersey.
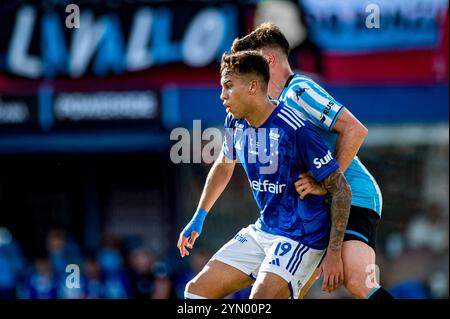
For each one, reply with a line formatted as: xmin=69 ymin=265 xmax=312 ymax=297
xmin=313 ymin=150 xmax=333 ymax=169
xmin=247 ymin=137 xmax=259 ymax=155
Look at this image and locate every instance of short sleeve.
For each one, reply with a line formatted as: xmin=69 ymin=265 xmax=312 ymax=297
xmin=286 ymin=80 xmax=345 ymax=131
xmin=296 ymin=124 xmax=340 ymax=182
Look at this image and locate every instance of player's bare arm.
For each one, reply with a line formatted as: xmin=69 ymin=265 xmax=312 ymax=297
xmin=322 ymin=169 xmax=352 ymax=251
xmin=317 ymin=168 xmax=351 ymax=293
xmin=177 ymin=152 xmax=236 ymax=257
xmin=197 ymin=152 xmax=236 ymax=212
xmin=332 ymin=109 xmax=368 ymax=173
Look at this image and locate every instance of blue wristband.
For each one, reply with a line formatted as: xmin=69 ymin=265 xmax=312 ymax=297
xmin=182 ymin=208 xmax=208 ymax=238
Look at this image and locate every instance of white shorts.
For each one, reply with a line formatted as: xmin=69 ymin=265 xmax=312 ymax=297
xmin=211 ymin=224 xmax=326 ymax=299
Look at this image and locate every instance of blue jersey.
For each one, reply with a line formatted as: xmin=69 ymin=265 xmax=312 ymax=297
xmin=279 ymin=74 xmax=383 ymax=215
xmin=222 ymin=103 xmax=339 ymax=249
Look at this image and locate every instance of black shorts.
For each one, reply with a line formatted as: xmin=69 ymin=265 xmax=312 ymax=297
xmin=343 ymin=206 xmax=380 ymax=251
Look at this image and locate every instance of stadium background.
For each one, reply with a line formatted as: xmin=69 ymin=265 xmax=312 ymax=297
xmin=0 ymin=0 xmax=448 ymax=299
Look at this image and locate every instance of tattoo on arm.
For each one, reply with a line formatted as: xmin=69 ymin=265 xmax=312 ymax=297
xmin=320 ymin=169 xmax=352 ymax=252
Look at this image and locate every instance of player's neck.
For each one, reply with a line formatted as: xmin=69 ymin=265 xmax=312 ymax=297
xmin=245 ymin=99 xmax=276 ymax=128
xmin=268 ymin=63 xmax=294 ymax=100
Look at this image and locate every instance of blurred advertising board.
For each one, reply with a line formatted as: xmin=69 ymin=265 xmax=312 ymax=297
xmin=0 ymin=1 xmax=242 ymax=80
xmin=0 ymin=95 xmax=35 ymax=125
xmin=0 ymin=94 xmax=38 ymax=129
xmin=1 ymin=89 xmax=159 ymax=131
xmin=299 ymin=0 xmax=448 ymax=52
xmin=298 ymin=0 xmax=449 ymax=83
xmin=0 ymin=89 xmax=166 ymax=154
xmin=53 ymin=91 xmax=158 ymax=125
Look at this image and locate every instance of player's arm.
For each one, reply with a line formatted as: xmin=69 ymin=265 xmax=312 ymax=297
xmin=293 ymin=81 xmax=367 ymax=196
xmin=294 ymin=125 xmax=351 ymax=293
xmin=297 ymin=110 xmax=367 ymax=197
xmin=321 ymin=168 xmax=352 ymax=252
xmin=295 ymin=80 xmax=367 ymax=173
xmin=177 ymin=152 xmax=236 ymax=257
xmin=197 ymin=152 xmax=236 ymax=213
xmin=331 ymin=109 xmax=368 ymax=173
xmin=317 ymin=168 xmax=352 ymax=293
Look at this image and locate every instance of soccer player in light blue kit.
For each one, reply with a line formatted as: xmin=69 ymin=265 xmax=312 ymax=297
xmin=177 ymin=51 xmax=352 ymax=299
xmin=231 ymin=22 xmax=394 ymax=299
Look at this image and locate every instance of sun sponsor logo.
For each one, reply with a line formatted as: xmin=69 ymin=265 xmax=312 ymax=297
xmin=313 ymin=150 xmax=333 ymax=169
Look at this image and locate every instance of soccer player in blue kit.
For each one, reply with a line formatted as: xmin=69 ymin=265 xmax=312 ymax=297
xmin=231 ymin=23 xmax=394 ymax=299
xmin=177 ymin=51 xmax=352 ymax=299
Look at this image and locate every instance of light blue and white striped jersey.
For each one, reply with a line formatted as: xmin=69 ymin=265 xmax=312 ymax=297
xmin=278 ymin=74 xmax=383 ymax=215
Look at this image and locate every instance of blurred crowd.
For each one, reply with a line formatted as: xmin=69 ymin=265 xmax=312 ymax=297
xmin=381 ymin=202 xmax=449 ymax=299
xmin=305 ymin=202 xmax=449 ymax=299
xmin=0 ymin=227 xmax=182 ymax=299
xmin=0 ymin=201 xmax=447 ymax=299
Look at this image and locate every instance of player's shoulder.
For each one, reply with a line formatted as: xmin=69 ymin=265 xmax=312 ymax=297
xmin=285 ymin=74 xmax=326 ymax=95
xmin=288 ymin=74 xmax=315 ymax=87
xmin=274 ymin=103 xmax=311 ymax=133
xmin=277 ymin=104 xmax=323 ymax=141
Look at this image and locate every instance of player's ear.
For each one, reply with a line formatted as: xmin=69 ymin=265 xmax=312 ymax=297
xmin=265 ymin=53 xmax=275 ymax=67
xmin=248 ymin=79 xmax=258 ymax=95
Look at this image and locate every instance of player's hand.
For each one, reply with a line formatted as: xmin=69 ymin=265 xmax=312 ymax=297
xmin=295 ymin=173 xmax=327 ymax=200
xmin=177 ymin=230 xmax=200 ymax=257
xmin=176 ymin=208 xmax=208 ymax=258
xmin=316 ymin=250 xmax=344 ymax=293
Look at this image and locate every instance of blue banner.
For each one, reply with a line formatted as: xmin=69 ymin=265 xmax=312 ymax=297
xmin=299 ymin=0 xmax=448 ymax=52
xmin=0 ymin=2 xmax=239 ymax=79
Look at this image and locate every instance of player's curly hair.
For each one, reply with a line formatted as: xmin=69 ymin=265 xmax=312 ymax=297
xmin=231 ymin=22 xmax=290 ymax=57
xmin=220 ymin=51 xmax=270 ymax=84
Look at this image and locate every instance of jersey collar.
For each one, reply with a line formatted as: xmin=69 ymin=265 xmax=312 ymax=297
xmin=276 ymin=73 xmax=296 ymax=101
xmin=250 ymin=102 xmax=283 ymax=129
